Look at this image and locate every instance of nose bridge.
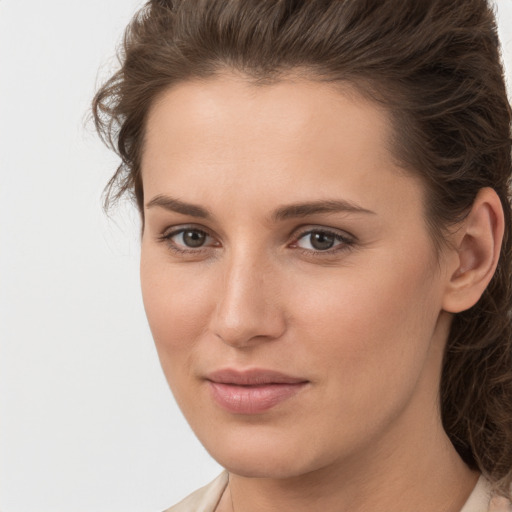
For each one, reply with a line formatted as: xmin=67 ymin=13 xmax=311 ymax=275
xmin=211 ymin=245 xmax=285 ymax=347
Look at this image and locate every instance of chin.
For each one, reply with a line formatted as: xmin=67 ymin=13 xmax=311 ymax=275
xmin=198 ymin=425 xmax=333 ymax=480
xmin=216 ymin=452 xmax=315 ymax=480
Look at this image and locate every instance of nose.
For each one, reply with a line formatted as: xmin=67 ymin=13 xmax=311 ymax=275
xmin=209 ymin=252 xmax=287 ymax=348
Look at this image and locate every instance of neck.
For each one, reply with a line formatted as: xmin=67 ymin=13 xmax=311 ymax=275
xmin=222 ymin=422 xmax=478 ymax=512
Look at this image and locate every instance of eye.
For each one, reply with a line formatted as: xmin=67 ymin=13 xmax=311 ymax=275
xmin=159 ymin=226 xmax=219 ymax=253
xmin=292 ymin=228 xmax=354 ymax=253
xmin=175 ymin=229 xmax=209 ymax=248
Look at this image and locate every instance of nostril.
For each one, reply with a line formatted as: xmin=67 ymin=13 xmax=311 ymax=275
xmin=211 ymin=305 xmax=286 ymax=348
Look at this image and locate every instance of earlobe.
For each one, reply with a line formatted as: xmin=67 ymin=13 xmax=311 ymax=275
xmin=442 ymin=187 xmax=505 ymax=314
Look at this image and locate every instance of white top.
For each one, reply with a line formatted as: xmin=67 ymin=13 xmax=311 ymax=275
xmin=164 ymin=472 xmax=512 ymax=512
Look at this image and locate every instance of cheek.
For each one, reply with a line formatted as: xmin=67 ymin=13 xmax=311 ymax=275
xmin=140 ymin=248 xmax=214 ymax=372
xmin=288 ymin=250 xmax=442 ymax=400
xmin=275 ymin=261 xmax=443 ymax=460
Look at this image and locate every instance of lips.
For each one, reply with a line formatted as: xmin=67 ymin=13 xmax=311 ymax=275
xmin=205 ymin=368 xmax=309 ymax=414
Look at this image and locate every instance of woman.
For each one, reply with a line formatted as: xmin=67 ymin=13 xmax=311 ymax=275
xmin=92 ymin=0 xmax=512 ymax=510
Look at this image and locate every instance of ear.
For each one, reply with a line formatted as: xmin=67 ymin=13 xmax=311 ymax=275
xmin=442 ymin=187 xmax=505 ymax=313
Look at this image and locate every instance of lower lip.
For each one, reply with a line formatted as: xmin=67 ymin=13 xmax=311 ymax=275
xmin=208 ymin=381 xmax=308 ymax=414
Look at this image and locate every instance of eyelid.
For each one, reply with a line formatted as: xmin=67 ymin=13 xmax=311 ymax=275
xmin=291 ymin=225 xmax=356 ymax=242
xmin=160 ymin=224 xmax=211 ymax=239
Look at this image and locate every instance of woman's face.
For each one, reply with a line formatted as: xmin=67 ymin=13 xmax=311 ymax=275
xmin=140 ymin=75 xmax=453 ymax=478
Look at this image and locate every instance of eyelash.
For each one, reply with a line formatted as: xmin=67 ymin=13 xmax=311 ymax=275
xmin=157 ymin=225 xmax=356 ymax=258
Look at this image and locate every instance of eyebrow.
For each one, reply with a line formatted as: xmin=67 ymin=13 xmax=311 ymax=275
xmin=146 ymin=195 xmax=211 ymax=218
xmin=145 ymin=194 xmax=375 ymax=221
xmin=271 ymin=200 xmax=376 ymax=222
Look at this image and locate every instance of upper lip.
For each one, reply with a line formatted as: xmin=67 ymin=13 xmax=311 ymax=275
xmin=206 ymin=368 xmax=309 ymax=386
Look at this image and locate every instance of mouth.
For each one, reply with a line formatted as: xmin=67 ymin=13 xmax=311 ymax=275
xmin=205 ymin=368 xmax=309 ymax=414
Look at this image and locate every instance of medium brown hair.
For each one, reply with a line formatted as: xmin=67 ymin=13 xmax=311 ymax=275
xmin=92 ymin=0 xmax=512 ymax=494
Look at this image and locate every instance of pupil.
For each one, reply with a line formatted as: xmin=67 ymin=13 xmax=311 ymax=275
xmin=183 ymin=230 xmax=206 ymax=248
xmin=311 ymin=232 xmax=334 ymax=250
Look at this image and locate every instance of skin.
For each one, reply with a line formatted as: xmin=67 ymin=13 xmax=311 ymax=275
xmin=139 ymin=74 xmax=492 ymax=512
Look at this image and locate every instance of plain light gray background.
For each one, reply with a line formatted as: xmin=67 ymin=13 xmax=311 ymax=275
xmin=0 ymin=1 xmax=511 ymax=511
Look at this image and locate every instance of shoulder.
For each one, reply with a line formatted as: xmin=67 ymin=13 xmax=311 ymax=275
xmin=461 ymin=476 xmax=512 ymax=512
xmin=163 ymin=471 xmax=229 ymax=512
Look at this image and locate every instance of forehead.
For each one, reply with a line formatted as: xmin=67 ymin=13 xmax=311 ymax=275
xmin=144 ymin=74 xmax=391 ymax=158
xmin=141 ymin=73 xmax=423 ymax=219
